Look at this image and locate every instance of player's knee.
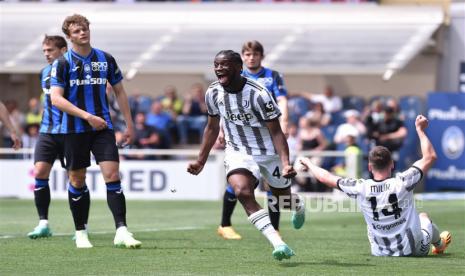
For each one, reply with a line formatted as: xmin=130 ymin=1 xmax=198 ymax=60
xmin=68 ymin=170 xmax=86 ymax=187
xmin=419 ymin=212 xmax=429 ymax=219
xmin=102 ymin=170 xmax=120 ymax=183
xmin=34 ymin=162 xmax=51 ymax=179
xmin=235 ymin=187 xmax=253 ymax=201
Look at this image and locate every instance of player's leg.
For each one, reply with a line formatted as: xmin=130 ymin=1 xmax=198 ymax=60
xmin=94 ymin=130 xmax=141 ymax=248
xmin=28 ymin=134 xmax=58 ymax=239
xmin=217 ymin=184 xmax=241 ymax=240
xmin=418 ymin=212 xmax=452 ymax=255
xmin=266 ymin=189 xmax=281 ymax=232
xmin=64 ymin=133 xmax=92 ymax=248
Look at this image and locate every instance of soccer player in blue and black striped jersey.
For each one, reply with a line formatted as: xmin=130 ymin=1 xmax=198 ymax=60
xmin=27 ymin=35 xmax=68 ymax=239
xmin=217 ymin=41 xmax=296 ymax=240
xmin=50 ymin=14 xmax=140 ymax=249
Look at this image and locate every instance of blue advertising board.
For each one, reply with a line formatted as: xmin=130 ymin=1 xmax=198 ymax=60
xmin=426 ymin=92 xmax=465 ymax=191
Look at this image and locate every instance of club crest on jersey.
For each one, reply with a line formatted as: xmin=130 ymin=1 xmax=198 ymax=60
xmin=92 ymin=62 xmax=108 ymax=72
xmin=242 ymin=100 xmax=250 ymax=108
xmin=84 ymin=64 xmax=91 ymax=73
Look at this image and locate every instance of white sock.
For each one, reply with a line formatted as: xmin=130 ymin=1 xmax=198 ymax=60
xmin=248 ymin=209 xmax=285 ymax=249
xmin=38 ymin=219 xmax=48 ymax=227
xmin=432 ymin=223 xmax=442 ymax=247
xmin=116 ymin=226 xmax=128 ymax=233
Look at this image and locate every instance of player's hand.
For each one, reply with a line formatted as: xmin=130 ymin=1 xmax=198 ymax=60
xmin=187 ymin=160 xmax=205 ymax=175
xmin=10 ymin=132 xmax=21 ymax=150
xmin=282 ymin=165 xmax=297 ymax=179
xmin=217 ymin=130 xmax=225 ymax=146
xmin=121 ymin=127 xmax=135 ymax=147
xmin=87 ymin=115 xmax=107 ymax=130
xmin=298 ymin=157 xmax=311 ymax=171
xmin=415 ymin=115 xmax=428 ymax=131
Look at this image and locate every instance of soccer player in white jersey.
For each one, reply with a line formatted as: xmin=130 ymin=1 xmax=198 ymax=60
xmin=187 ymin=50 xmax=304 ymax=260
xmin=299 ymin=114 xmax=451 ymax=256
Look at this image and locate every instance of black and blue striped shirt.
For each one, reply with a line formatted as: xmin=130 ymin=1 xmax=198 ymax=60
xmin=50 ymin=48 xmax=123 ymax=133
xmin=40 ymin=64 xmax=63 ymax=134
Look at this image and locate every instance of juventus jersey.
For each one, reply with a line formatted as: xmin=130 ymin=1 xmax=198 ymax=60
xmin=337 ymin=166 xmax=424 ymax=256
xmin=205 ymin=78 xmax=281 ymax=156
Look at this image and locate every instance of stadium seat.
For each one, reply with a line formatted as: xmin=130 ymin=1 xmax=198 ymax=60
xmin=329 ymin=111 xmax=346 ymax=126
xmin=342 ymin=96 xmax=365 ymax=112
xmin=288 ymin=96 xmax=312 ymax=125
xmin=369 ymin=95 xmax=394 ymax=105
xmin=399 ymin=96 xmax=425 ymax=115
xmin=321 ymin=125 xmax=337 ymax=141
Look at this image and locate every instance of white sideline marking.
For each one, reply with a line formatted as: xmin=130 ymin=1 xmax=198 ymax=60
xmin=0 ymin=226 xmax=203 ymax=239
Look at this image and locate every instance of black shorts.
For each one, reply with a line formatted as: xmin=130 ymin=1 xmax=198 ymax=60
xmin=63 ymin=129 xmax=119 ymax=170
xmin=34 ymin=133 xmax=65 ymax=167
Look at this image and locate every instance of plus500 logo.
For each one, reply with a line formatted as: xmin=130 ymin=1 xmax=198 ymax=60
xmin=70 ymin=78 xmax=107 ymax=87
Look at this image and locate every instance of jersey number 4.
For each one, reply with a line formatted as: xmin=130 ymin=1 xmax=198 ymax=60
xmin=368 ymin=193 xmax=402 ymax=221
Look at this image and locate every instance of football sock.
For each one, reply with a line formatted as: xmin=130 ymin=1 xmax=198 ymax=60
xmin=221 ymin=185 xmax=237 ymax=227
xmin=34 ymin=178 xmax=50 ymax=220
xmin=267 ymin=191 xmax=280 ymax=231
xmin=248 ymin=209 xmax=285 ymax=249
xmin=431 ymin=222 xmax=442 ymax=247
xmin=106 ymin=181 xmax=127 ymax=229
xmin=68 ymin=184 xmax=90 ymax=231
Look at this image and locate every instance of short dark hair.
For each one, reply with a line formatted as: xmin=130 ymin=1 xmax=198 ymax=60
xmin=62 ymin=14 xmax=90 ymax=36
xmin=215 ymin=50 xmax=242 ymax=67
xmin=241 ymin=40 xmax=264 ymax=56
xmin=42 ymin=35 xmax=67 ymax=49
xmin=368 ymin=146 xmax=392 ymax=171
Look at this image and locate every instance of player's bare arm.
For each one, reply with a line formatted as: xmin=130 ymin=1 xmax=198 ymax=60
xmin=187 ymin=115 xmax=220 ymax=175
xmin=411 ymin=114 xmax=437 ymax=173
xmin=0 ymin=101 xmax=21 ymax=149
xmin=112 ymin=82 xmax=135 ymax=145
xmin=277 ymin=96 xmax=289 ymax=137
xmin=265 ymin=118 xmax=296 ymax=178
xmin=50 ymin=86 xmax=107 ymax=130
xmin=299 ymin=157 xmax=340 ymax=188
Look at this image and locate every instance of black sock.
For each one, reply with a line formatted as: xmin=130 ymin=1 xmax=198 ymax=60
xmin=267 ymin=192 xmax=280 ymax=231
xmin=68 ymin=184 xmax=90 ymax=231
xmin=220 ymin=186 xmax=237 ymax=227
xmin=106 ymin=181 xmax=126 ymax=229
xmin=34 ymin=178 xmax=51 ymax=220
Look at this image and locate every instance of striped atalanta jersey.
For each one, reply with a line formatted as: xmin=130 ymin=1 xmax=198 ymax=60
xmin=39 ymin=64 xmax=63 ymax=134
xmin=205 ymin=78 xmax=281 ymax=156
xmin=337 ymin=166 xmax=424 ymax=256
xmin=50 ymin=48 xmax=123 ymax=134
xmin=242 ymin=67 xmax=287 ymax=100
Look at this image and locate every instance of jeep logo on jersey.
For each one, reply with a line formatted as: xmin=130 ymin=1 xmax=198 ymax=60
xmin=92 ymin=62 xmax=108 ymax=72
xmin=70 ymin=78 xmax=107 ymax=87
xmin=225 ymin=112 xmax=253 ymax=122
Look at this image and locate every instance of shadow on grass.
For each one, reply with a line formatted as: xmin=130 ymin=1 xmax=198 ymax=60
xmin=279 ymin=260 xmax=375 ymax=268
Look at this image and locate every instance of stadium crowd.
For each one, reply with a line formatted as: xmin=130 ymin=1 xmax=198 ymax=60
xmin=0 ymin=82 xmax=424 ymax=191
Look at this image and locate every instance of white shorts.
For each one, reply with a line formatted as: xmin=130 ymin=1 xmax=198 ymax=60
xmin=223 ymin=151 xmax=291 ymax=189
xmin=411 ymin=214 xmax=433 ymax=256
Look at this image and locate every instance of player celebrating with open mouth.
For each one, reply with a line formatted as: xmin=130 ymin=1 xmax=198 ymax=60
xmin=187 ymin=50 xmax=304 ymax=261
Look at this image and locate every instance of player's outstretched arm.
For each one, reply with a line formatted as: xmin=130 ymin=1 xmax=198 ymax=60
xmin=411 ymin=114 xmax=437 ymax=173
xmin=51 ymin=86 xmax=108 ymax=130
xmin=187 ymin=115 xmax=220 ymax=175
xmin=266 ymin=118 xmax=296 ymax=178
xmin=112 ymin=82 xmax=135 ymax=146
xmin=0 ymin=101 xmax=21 ymax=149
xmin=299 ymin=157 xmax=339 ymax=189
xmin=277 ymin=96 xmax=289 ymax=137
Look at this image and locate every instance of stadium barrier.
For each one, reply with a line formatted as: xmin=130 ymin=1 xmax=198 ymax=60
xmin=0 ymin=148 xmax=357 ymax=200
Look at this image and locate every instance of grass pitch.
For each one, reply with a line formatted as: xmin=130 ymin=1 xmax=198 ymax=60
xmin=0 ymin=198 xmax=464 ymax=275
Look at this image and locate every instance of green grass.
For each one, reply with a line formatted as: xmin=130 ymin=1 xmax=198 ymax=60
xmin=0 ymin=199 xmax=464 ymax=275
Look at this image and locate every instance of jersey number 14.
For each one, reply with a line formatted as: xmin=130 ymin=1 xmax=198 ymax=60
xmin=368 ymin=193 xmax=403 ymax=221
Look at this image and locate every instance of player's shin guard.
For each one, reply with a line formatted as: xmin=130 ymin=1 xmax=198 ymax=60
xmin=34 ymin=178 xmax=51 ymax=220
xmin=221 ymin=185 xmax=237 ymax=227
xmin=68 ymin=184 xmax=90 ymax=231
xmin=267 ymin=191 xmax=280 ymax=231
xmin=106 ymin=181 xmax=127 ymax=229
xmin=248 ymin=209 xmax=285 ymax=249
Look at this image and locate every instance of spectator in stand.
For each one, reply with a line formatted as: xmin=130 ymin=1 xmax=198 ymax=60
xmin=367 ymin=106 xmax=407 ymax=163
xmin=363 ymin=99 xmax=384 ymax=139
xmin=145 ymin=100 xmax=175 ymax=147
xmin=176 ymin=83 xmax=207 ymax=145
xmin=161 ymin=85 xmax=183 ymax=118
xmin=304 ymin=101 xmax=331 ymax=127
xmin=386 ymin=97 xmax=405 ymax=121
xmin=333 ymin=109 xmax=366 ymax=145
xmin=310 ymin=85 xmax=342 ymax=114
xmin=22 ymin=123 xmax=40 ymax=159
xmin=131 ymin=112 xmax=165 ymax=160
xmin=25 ymin=97 xmax=42 ymax=126
xmin=1 ymin=100 xmax=24 ymax=150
